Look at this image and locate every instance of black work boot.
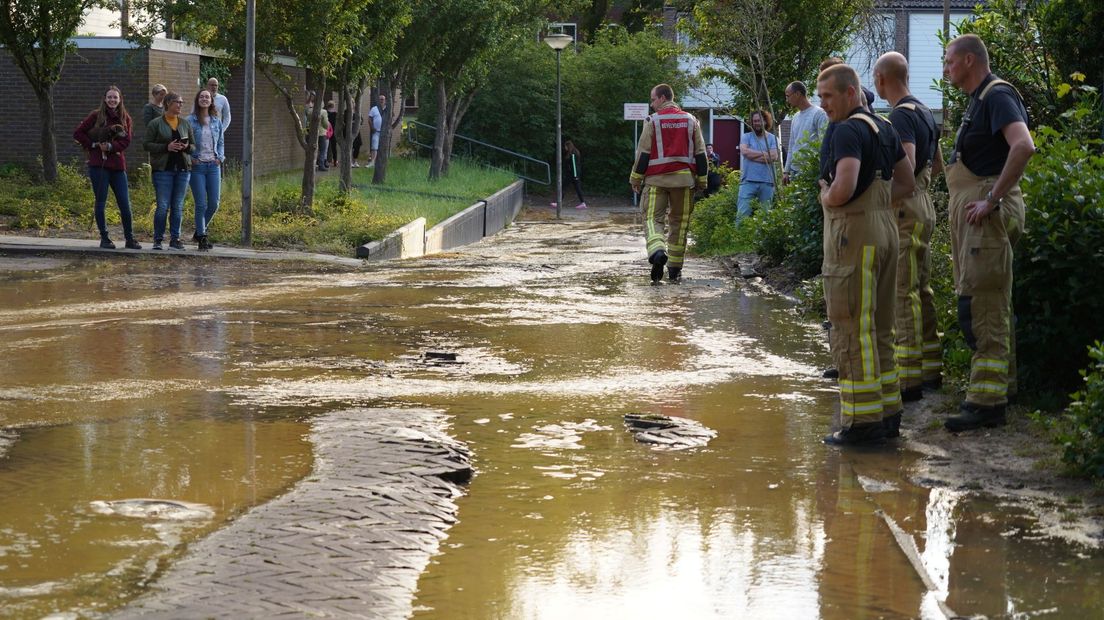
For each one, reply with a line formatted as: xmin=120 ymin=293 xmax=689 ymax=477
xmin=923 ymin=376 xmax=943 ymax=390
xmin=945 ymin=402 xmax=1006 ymax=432
xmin=668 ymin=266 xmax=682 ymax=283
xmin=124 ymin=238 xmax=142 ymax=250
xmin=649 ymin=249 xmax=668 ymax=284
xmin=901 ymin=386 xmax=923 ymax=402
xmin=883 ymin=410 xmax=903 ymax=438
xmin=823 ymin=422 xmax=886 ymax=446
xmin=822 ymin=368 xmax=839 ymax=379
xmin=99 ymin=236 xmax=116 ymax=249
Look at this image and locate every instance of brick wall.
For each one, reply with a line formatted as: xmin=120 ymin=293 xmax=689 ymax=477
xmin=0 ymin=40 xmax=304 ymax=176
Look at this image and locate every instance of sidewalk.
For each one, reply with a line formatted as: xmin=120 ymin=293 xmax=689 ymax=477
xmin=0 ymin=234 xmax=365 ymax=267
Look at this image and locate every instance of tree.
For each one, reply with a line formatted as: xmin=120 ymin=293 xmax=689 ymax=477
xmin=681 ymin=0 xmax=877 ymax=125
xmin=0 ymin=0 xmax=108 ymax=182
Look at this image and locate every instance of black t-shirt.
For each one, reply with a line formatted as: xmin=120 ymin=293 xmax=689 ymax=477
xmin=889 ymin=96 xmax=937 ymax=176
xmin=955 ymin=74 xmax=1029 ymax=177
xmin=820 ymin=108 xmax=906 ymax=203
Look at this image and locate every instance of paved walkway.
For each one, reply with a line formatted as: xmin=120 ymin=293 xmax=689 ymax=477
xmin=0 ymin=234 xmax=364 ymax=267
xmin=114 ymin=409 xmax=472 ymax=619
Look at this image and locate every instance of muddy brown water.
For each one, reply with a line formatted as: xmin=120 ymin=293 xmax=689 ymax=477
xmin=1 ymin=218 xmax=1102 ymax=619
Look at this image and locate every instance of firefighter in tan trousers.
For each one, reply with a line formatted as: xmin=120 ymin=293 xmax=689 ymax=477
xmin=942 ymin=35 xmax=1035 ymax=431
xmin=817 ymin=64 xmax=915 ymax=446
xmin=630 ymin=83 xmax=708 ymax=284
xmin=873 ymin=52 xmax=945 ymax=407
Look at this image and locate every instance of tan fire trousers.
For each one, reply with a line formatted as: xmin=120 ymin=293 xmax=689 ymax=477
xmin=894 ymin=166 xmax=941 ymax=390
xmin=947 ymin=162 xmax=1024 ymax=407
xmin=643 ymin=184 xmax=694 ymax=268
xmin=822 ymin=178 xmax=901 ymax=428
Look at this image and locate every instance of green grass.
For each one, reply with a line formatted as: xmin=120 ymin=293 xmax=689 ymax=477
xmin=0 ymin=157 xmax=515 ymax=255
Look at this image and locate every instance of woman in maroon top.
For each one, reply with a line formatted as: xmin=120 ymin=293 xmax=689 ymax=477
xmin=73 ymin=85 xmax=141 ymax=249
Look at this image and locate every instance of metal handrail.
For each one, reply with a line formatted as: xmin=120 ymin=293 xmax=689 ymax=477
xmin=405 ymin=120 xmax=551 ymax=185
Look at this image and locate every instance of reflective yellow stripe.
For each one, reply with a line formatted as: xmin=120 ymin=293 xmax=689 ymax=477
xmin=840 ymin=379 xmax=881 ymax=394
xmin=880 ymin=370 xmax=899 ymax=384
xmin=976 ymin=358 xmax=1009 ymax=372
xmin=882 ymin=394 xmax=903 ymax=405
xmin=908 ymin=221 xmax=924 ymax=348
xmin=972 ymin=381 xmax=1008 ymax=394
xmin=923 ymin=342 xmax=942 ymax=352
xmin=900 ymin=368 xmax=923 ymax=377
xmin=895 ymin=345 xmax=922 ymax=357
xmin=860 ymin=246 xmax=876 ymax=380
xmin=922 ymin=361 xmax=943 ymax=369
xmin=842 ymin=401 xmax=886 ymax=414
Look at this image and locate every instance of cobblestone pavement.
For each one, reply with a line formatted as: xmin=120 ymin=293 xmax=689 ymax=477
xmin=114 ymin=408 xmax=471 ymax=619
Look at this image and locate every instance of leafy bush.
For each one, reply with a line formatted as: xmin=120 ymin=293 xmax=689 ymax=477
xmin=1049 ymin=342 xmax=1104 ymax=478
xmin=688 ymin=168 xmax=740 ymax=255
xmin=428 ymin=27 xmax=686 ymax=195
xmin=1015 ymin=124 xmax=1104 ymax=397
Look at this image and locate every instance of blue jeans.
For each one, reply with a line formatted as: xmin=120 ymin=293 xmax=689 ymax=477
xmin=316 ymin=136 xmax=329 ymax=168
xmin=88 ymin=166 xmax=134 ymax=239
xmin=153 ymin=169 xmax=191 ymax=242
xmin=736 ymin=181 xmax=776 ymax=220
xmin=189 ymin=162 xmax=222 ymax=236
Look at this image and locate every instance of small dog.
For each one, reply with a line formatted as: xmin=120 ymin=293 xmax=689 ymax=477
xmin=85 ymin=124 xmax=127 ymax=160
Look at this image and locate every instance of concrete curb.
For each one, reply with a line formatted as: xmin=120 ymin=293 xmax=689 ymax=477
xmin=358 ymin=179 xmax=525 ymax=261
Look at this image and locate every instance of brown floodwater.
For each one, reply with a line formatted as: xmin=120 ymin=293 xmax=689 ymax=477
xmin=0 ymin=220 xmax=1101 ymax=619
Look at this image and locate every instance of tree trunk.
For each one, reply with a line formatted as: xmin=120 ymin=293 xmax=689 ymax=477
xmin=429 ymin=78 xmax=448 ymax=180
xmin=36 ymin=85 xmax=57 ymax=183
xmin=300 ymin=75 xmax=327 ymax=212
xmin=334 ymin=67 xmax=351 ymax=193
xmin=373 ymin=76 xmax=404 ymax=184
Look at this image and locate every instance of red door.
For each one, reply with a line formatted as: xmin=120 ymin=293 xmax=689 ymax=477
xmin=712 ymin=119 xmax=743 ymax=170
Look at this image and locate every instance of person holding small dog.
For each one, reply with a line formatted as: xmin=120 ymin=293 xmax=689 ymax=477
xmin=145 ymin=91 xmax=194 ymax=250
xmin=74 ymin=85 xmax=141 ymax=249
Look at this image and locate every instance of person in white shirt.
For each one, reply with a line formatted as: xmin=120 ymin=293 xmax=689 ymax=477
xmin=782 ymin=80 xmax=828 ymax=184
xmin=206 ymin=78 xmax=231 ymax=139
xmin=367 ymin=94 xmax=385 ymax=166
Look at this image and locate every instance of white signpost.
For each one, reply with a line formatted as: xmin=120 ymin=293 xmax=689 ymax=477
xmin=624 ymin=103 xmax=650 ymax=206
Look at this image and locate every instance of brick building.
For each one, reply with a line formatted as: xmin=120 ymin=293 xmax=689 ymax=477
xmin=0 ymin=37 xmax=307 ymax=176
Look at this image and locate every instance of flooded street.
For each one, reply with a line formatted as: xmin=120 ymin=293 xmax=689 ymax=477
xmin=1 ymin=212 xmax=1102 ymax=618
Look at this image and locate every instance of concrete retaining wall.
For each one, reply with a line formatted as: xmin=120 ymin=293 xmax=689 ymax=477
xmin=358 ymin=179 xmax=523 ymax=261
xmin=355 ymin=218 xmax=426 ymax=260
xmin=483 ymin=180 xmax=525 ymax=237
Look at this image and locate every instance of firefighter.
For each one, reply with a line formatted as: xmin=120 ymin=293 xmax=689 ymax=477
xmin=629 ymin=83 xmax=708 ymax=284
xmin=942 ymin=34 xmax=1035 ymax=431
xmin=873 ymin=51 xmax=945 ymax=424
xmin=817 ymin=64 xmax=916 ymax=446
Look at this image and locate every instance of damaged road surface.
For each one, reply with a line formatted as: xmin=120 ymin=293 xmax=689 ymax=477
xmin=0 ymin=209 xmax=1102 ymax=619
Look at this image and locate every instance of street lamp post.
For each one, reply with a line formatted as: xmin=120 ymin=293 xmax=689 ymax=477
xmin=544 ymin=33 xmax=572 ymax=220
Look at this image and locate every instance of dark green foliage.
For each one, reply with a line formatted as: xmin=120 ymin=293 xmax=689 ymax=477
xmin=423 ymin=27 xmax=684 ymax=194
xmin=1046 ymin=343 xmax=1104 ymax=478
xmin=687 ymin=168 xmax=741 ymax=255
xmin=1014 ymin=124 xmax=1104 ymax=398
xmin=1038 ymin=0 xmax=1104 ymax=90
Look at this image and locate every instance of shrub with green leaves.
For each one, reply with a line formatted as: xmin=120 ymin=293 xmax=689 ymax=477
xmin=1051 ymin=342 xmax=1104 ymax=479
xmin=688 ymin=168 xmax=740 ymax=255
xmin=1015 ymin=124 xmax=1104 ymax=397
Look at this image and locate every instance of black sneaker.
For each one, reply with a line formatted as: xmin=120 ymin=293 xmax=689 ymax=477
xmin=824 ymin=422 xmax=887 ymax=446
xmin=152 ymin=240 xmax=163 ymax=250
xmin=901 ymin=387 xmax=923 ymax=402
xmin=883 ymin=411 xmax=903 ymax=438
xmin=99 ymin=238 xmax=116 ymax=249
xmin=945 ymin=402 xmax=1006 ymax=432
xmin=198 ymin=235 xmax=211 ymax=251
xmin=668 ymin=266 xmax=682 ymax=283
xmin=822 ymin=367 xmax=839 ymax=379
xmin=169 ymin=239 xmax=185 ymax=250
xmin=124 ymin=238 xmax=142 ymax=250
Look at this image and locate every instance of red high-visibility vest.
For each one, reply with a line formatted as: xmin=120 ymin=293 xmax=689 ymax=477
xmin=645 ymin=106 xmax=698 ymax=177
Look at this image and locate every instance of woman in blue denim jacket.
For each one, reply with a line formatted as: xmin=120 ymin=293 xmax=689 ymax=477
xmin=187 ymin=89 xmax=225 ymax=251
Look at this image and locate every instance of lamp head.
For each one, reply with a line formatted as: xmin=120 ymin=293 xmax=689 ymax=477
xmin=544 ymin=33 xmax=573 ymax=51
